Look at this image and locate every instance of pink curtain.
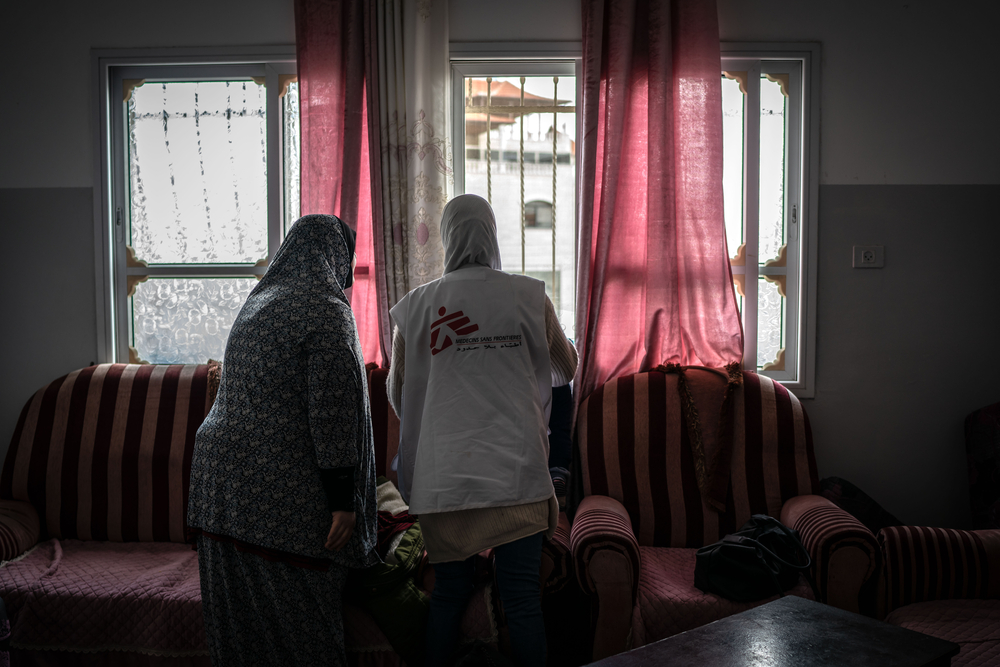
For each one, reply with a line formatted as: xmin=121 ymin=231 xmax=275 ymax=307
xmin=361 ymin=0 xmax=391 ymax=366
xmin=575 ymin=0 xmax=743 ymax=402
xmin=295 ymin=0 xmax=384 ymax=366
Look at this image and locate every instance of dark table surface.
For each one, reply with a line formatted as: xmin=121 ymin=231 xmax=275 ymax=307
xmin=588 ymin=595 xmax=960 ymax=667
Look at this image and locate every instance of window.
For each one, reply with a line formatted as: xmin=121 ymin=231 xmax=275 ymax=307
xmin=721 ymin=45 xmax=819 ymax=395
xmin=96 ymin=51 xmax=298 ymax=364
xmin=452 ymin=59 xmax=578 ymax=339
xmin=524 ymin=200 xmax=553 ymax=228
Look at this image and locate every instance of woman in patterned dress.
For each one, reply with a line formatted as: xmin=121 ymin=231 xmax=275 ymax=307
xmin=188 ymin=214 xmax=379 ymax=666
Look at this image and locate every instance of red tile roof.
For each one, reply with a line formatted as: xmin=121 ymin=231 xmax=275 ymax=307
xmin=465 ymin=79 xmax=569 ymax=106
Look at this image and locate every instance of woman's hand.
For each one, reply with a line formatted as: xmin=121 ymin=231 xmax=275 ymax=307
xmin=326 ymin=511 xmax=356 ymax=551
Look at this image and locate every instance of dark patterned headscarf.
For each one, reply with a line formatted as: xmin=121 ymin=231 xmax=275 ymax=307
xmin=253 ymin=214 xmax=356 ymax=299
xmin=337 ymin=218 xmax=357 ymax=288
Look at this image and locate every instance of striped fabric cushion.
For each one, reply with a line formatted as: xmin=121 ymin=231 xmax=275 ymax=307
xmin=366 ymin=366 xmax=400 ymax=489
xmin=0 ymin=500 xmax=40 ymax=561
xmin=879 ymin=525 xmax=1000 ymax=614
xmin=793 ymin=500 xmax=880 ymax=613
xmin=578 ymin=369 xmax=818 ymax=548
xmin=1 ymin=364 xmax=211 ymax=544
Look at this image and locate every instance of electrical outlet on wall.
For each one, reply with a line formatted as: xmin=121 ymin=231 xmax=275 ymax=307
xmin=853 ymin=245 xmax=884 ymax=268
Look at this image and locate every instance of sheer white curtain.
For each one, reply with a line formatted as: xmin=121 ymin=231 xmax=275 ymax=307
xmin=366 ymin=0 xmax=452 ymax=358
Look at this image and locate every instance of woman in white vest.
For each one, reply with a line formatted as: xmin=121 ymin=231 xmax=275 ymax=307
xmin=387 ymin=194 xmax=577 ymax=667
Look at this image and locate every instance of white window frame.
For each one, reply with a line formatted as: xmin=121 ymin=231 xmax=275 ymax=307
xmin=722 ymin=43 xmax=820 ymax=397
xmin=92 ymin=47 xmax=296 ymax=363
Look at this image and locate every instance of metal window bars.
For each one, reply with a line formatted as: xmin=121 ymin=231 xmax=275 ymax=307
xmin=462 ymin=75 xmax=575 ymax=315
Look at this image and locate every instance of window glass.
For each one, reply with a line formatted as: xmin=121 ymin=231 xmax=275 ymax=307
xmin=758 ymin=75 xmax=786 ymax=266
xmin=525 ymin=270 xmax=560 ymax=304
xmin=721 ymin=59 xmax=806 ymax=381
xmin=283 ymin=81 xmax=300 ymax=231
xmin=110 ymin=62 xmax=297 ymax=365
xmin=128 ymin=81 xmax=268 ymax=265
xmin=757 ymin=276 xmax=785 ymax=369
xmin=721 ymin=75 xmax=744 ymax=259
xmin=130 ymin=278 xmax=257 ymax=364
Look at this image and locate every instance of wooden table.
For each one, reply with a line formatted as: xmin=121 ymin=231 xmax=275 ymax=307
xmin=588 ymin=595 xmax=960 ymax=666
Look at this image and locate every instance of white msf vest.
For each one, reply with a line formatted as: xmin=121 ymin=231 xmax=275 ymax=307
xmin=390 ymin=266 xmax=554 ymax=514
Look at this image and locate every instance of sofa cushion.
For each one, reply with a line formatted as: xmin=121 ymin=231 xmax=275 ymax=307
xmin=886 ymin=599 xmax=1000 ymax=667
xmin=2 ymin=364 xmax=212 ymax=544
xmin=0 ymin=539 xmax=207 ymax=656
xmin=631 ymin=545 xmax=815 ymax=646
xmin=577 ymin=369 xmax=818 ymax=549
xmin=0 ymin=538 xmax=497 ymax=663
xmin=0 ymin=500 xmax=40 ymax=561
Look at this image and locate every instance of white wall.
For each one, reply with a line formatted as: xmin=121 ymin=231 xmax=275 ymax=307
xmin=2 ymin=0 xmax=997 ymax=527
xmin=450 ymin=0 xmax=581 ymax=43
xmin=0 ymin=0 xmax=294 ymax=466
xmin=717 ymin=0 xmax=1000 ymax=185
xmin=0 ymin=0 xmax=296 ymax=189
xmin=716 ymin=0 xmax=1000 ymax=528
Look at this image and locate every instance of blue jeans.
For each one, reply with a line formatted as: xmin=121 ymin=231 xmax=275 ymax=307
xmin=426 ymin=532 xmax=546 ymax=667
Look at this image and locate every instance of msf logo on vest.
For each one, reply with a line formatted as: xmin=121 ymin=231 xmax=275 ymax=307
xmin=430 ymin=307 xmax=479 ymax=355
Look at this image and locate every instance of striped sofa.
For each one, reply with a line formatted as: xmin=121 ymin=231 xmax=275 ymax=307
xmin=0 ymin=364 xmax=501 ymax=665
xmin=878 ymin=525 xmax=1000 ymax=665
xmin=569 ymin=367 xmax=881 ymax=660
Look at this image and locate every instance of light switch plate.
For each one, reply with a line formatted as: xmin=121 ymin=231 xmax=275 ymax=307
xmin=853 ymin=245 xmax=884 ymax=268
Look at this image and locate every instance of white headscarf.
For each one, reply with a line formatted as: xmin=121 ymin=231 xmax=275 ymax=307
xmin=440 ymin=194 xmax=502 ymax=274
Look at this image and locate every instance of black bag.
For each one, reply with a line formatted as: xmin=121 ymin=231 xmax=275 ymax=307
xmin=694 ymin=514 xmax=821 ymax=603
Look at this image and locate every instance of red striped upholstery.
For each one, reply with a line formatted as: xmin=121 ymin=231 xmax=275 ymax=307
xmin=783 ymin=496 xmax=880 ymax=615
xmin=0 ymin=500 xmax=40 ymax=561
xmin=570 ymin=496 xmax=641 ymax=599
xmin=366 ymin=367 xmax=400 ymax=489
xmin=577 ymin=369 xmax=818 ymax=548
xmin=540 ymin=512 xmax=573 ymax=595
xmin=879 ymin=526 xmax=1000 ymax=615
xmin=1 ymin=364 xmax=211 ymax=544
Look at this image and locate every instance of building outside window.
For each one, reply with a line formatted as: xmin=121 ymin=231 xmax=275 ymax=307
xmin=451 ymin=60 xmax=578 ymax=339
xmin=524 ymin=200 xmax=553 ymax=228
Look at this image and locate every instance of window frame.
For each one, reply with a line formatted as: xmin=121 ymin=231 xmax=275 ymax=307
xmin=721 ymin=43 xmax=821 ymax=398
xmin=93 ymin=47 xmax=296 ymax=364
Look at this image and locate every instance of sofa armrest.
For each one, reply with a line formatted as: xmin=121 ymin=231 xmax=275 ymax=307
xmin=0 ymin=500 xmax=40 ymax=561
xmin=540 ymin=511 xmax=572 ymax=595
xmin=879 ymin=525 xmax=1000 ymax=618
xmin=569 ymin=495 xmax=640 ymax=660
xmin=781 ymin=494 xmax=880 ymax=616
